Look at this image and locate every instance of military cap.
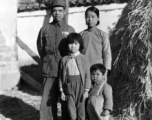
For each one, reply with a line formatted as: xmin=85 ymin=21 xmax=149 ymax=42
xmin=52 ymin=0 xmax=66 ymax=8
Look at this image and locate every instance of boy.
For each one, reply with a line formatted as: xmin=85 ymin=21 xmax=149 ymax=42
xmin=87 ymin=63 xmax=113 ymax=120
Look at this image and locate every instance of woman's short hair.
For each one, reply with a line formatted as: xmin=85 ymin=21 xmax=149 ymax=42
xmin=85 ymin=6 xmax=100 ymax=25
xmin=90 ymin=63 xmax=106 ymax=75
xmin=66 ymin=33 xmax=84 ymax=52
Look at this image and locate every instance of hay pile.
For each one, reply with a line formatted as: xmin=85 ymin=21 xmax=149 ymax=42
xmin=110 ymin=0 xmax=152 ymax=119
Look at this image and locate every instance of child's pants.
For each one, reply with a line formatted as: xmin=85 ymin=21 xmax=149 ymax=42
xmin=63 ymin=75 xmax=85 ymax=120
xmin=87 ymin=96 xmax=110 ymax=120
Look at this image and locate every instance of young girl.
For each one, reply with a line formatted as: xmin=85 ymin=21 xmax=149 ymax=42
xmin=58 ymin=33 xmax=91 ymax=120
xmin=87 ymin=63 xmax=113 ymax=120
xmin=80 ymin=6 xmax=112 ymax=77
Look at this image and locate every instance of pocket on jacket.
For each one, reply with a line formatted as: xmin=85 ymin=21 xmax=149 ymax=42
xmin=42 ymin=60 xmax=49 ymax=75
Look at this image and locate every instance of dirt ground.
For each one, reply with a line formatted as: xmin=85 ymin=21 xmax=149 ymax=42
xmin=0 ymin=82 xmax=41 ymax=120
xmin=0 ymin=80 xmax=63 ymax=120
xmin=0 ymin=84 xmax=116 ymax=120
xmin=0 ymin=65 xmax=115 ymax=120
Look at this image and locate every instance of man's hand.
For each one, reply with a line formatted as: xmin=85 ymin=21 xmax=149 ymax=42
xmin=101 ymin=110 xmax=110 ymax=116
xmin=60 ymin=91 xmax=66 ymax=101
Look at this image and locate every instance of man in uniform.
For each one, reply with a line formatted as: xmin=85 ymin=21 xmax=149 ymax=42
xmin=37 ymin=0 xmax=75 ymax=120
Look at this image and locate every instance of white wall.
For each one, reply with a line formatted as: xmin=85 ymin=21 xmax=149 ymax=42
xmin=68 ymin=4 xmax=126 ymax=33
xmin=0 ymin=0 xmax=20 ymax=90
xmin=17 ymin=3 xmax=126 ymax=66
xmin=0 ymin=1 xmax=17 ymax=46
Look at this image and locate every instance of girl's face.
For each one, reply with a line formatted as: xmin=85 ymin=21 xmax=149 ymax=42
xmin=85 ymin=11 xmax=99 ymax=28
xmin=68 ymin=40 xmax=80 ymax=53
xmin=91 ymin=70 xmax=104 ymax=83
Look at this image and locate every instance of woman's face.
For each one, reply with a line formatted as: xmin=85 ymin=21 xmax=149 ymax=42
xmin=85 ymin=11 xmax=99 ymax=28
xmin=68 ymin=40 xmax=80 ymax=53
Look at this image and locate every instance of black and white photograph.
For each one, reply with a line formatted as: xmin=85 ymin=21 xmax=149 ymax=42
xmin=1 ymin=0 xmax=152 ymax=120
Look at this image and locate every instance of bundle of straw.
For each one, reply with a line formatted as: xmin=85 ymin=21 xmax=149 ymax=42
xmin=110 ymin=0 xmax=152 ymax=119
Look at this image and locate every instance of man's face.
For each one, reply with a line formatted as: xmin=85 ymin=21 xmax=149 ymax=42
xmin=52 ymin=7 xmax=66 ymax=22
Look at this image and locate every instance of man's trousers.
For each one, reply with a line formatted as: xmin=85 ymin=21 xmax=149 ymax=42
xmin=40 ymin=77 xmax=58 ymax=120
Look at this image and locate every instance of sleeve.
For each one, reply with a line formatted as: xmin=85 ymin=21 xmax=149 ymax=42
xmin=102 ymin=84 xmax=113 ymax=111
xmin=84 ymin=57 xmax=91 ymax=90
xmin=69 ymin=26 xmax=76 ymax=33
xmin=102 ymin=32 xmax=112 ymax=70
xmin=58 ymin=58 xmax=64 ymax=91
xmin=37 ymin=27 xmax=46 ymax=60
xmin=79 ymin=30 xmax=83 ymax=35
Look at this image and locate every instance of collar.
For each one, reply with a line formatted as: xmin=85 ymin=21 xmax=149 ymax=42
xmin=98 ymin=80 xmax=105 ymax=85
xmin=70 ymin=51 xmax=80 ymax=57
xmin=93 ymin=79 xmax=105 ymax=87
xmin=53 ymin=19 xmax=65 ymax=27
xmin=88 ymin=26 xmax=97 ymax=32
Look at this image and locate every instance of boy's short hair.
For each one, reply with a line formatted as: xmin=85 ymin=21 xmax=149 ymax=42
xmin=66 ymin=33 xmax=84 ymax=52
xmin=90 ymin=63 xmax=106 ymax=75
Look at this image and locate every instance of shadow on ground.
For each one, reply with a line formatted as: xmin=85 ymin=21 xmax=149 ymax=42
xmin=0 ymin=95 xmax=39 ymax=120
xmin=18 ymin=64 xmax=43 ymax=96
xmin=20 ymin=64 xmax=43 ymax=84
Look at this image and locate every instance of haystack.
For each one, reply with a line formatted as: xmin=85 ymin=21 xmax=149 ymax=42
xmin=110 ymin=0 xmax=152 ymax=119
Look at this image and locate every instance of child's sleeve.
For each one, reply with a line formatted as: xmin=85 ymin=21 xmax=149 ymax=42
xmin=58 ymin=59 xmax=64 ymax=92
xmin=102 ymin=84 xmax=113 ymax=111
xmin=84 ymin=58 xmax=91 ymax=90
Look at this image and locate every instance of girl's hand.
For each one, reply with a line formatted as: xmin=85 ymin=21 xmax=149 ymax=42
xmin=60 ymin=91 xmax=66 ymax=101
xmin=81 ymin=90 xmax=88 ymax=102
xmin=101 ymin=110 xmax=110 ymax=116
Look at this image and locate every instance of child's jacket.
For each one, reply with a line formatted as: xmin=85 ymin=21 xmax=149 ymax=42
xmin=89 ymin=82 xmax=113 ymax=111
xmin=59 ymin=53 xmax=91 ymax=90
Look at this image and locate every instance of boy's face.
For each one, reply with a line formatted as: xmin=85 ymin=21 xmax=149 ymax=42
xmin=91 ymin=70 xmax=104 ymax=83
xmin=68 ymin=40 xmax=80 ymax=53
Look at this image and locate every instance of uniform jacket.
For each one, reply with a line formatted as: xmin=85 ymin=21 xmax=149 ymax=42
xmin=37 ymin=20 xmax=75 ymax=77
xmin=59 ymin=53 xmax=91 ymax=90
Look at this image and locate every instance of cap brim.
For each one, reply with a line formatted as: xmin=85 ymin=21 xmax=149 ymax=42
xmin=52 ymin=5 xmax=65 ymax=8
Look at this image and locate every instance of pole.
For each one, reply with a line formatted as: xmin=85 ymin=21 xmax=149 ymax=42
xmin=65 ymin=0 xmax=69 ymax=23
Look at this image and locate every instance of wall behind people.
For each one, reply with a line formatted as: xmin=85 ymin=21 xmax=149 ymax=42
xmin=0 ymin=0 xmax=20 ymax=90
xmin=17 ymin=3 xmax=126 ymax=66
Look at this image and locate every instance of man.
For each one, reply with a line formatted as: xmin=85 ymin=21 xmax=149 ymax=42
xmin=37 ymin=0 xmax=75 ymax=120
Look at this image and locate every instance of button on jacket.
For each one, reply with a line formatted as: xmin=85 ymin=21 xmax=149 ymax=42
xmin=37 ymin=20 xmax=75 ymax=77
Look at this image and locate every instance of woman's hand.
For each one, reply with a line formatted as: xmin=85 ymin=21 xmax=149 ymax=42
xmin=104 ymin=70 xmax=108 ymax=81
xmin=81 ymin=90 xmax=89 ymax=102
xmin=101 ymin=110 xmax=110 ymax=116
xmin=60 ymin=91 xmax=66 ymax=101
